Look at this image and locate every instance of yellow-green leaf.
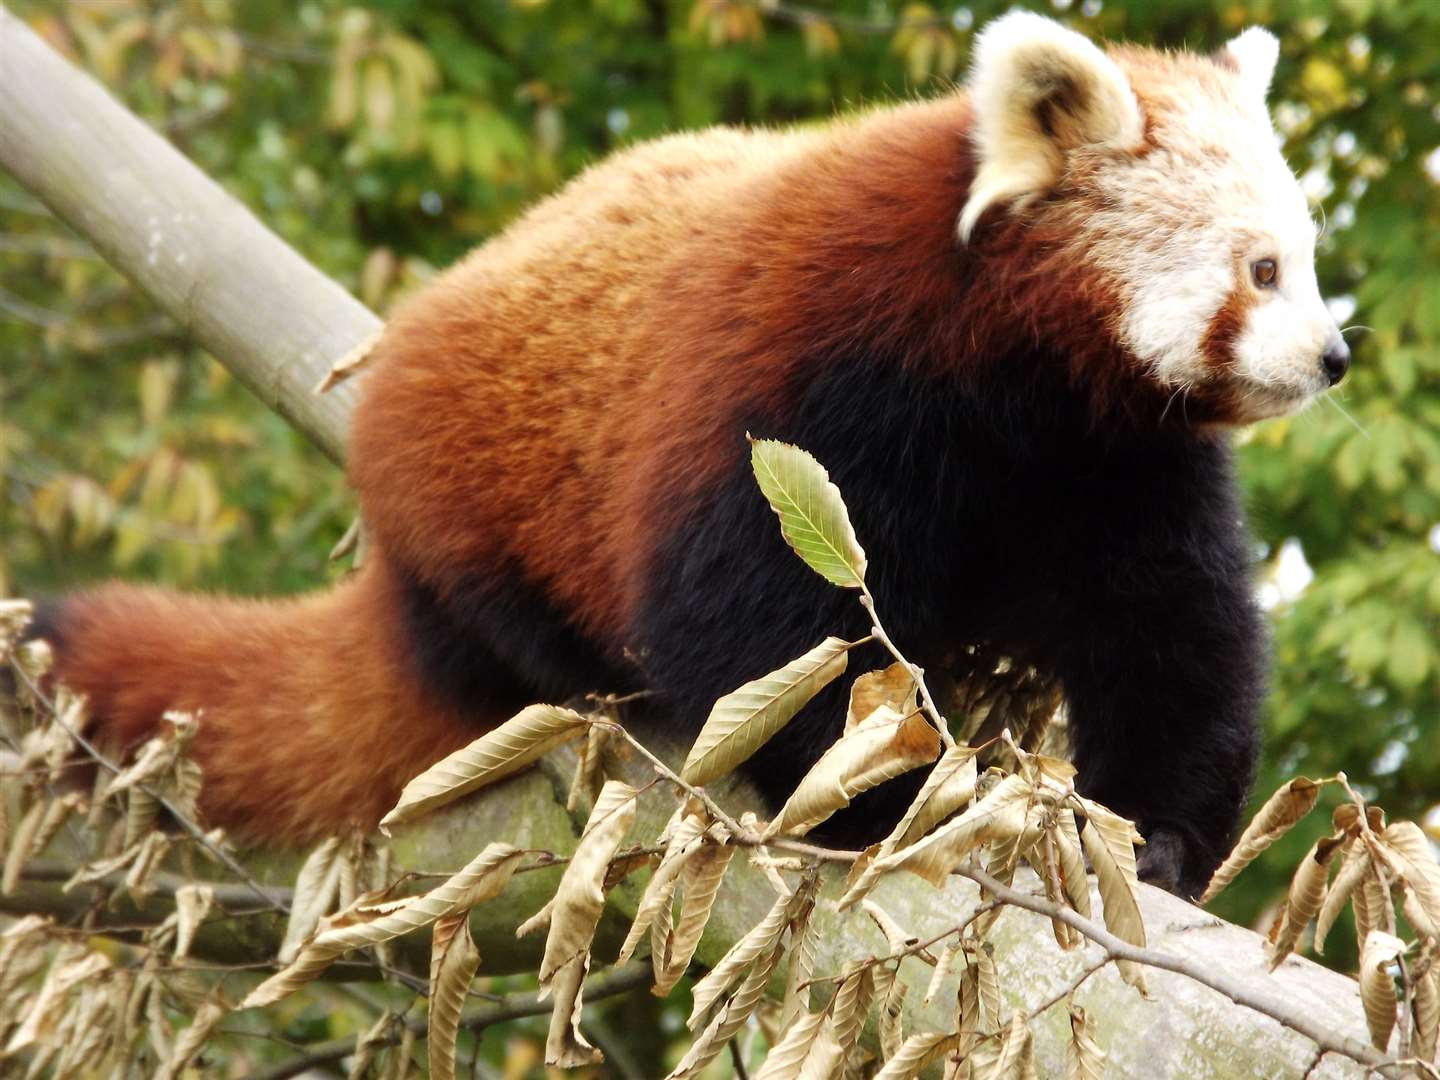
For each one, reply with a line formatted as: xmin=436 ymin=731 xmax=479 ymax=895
xmin=682 ymin=637 xmax=853 ymax=786
xmin=750 ymin=439 xmax=867 ymax=588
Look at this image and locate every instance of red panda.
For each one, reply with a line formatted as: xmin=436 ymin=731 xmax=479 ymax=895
xmin=29 ymin=14 xmax=1349 ymax=898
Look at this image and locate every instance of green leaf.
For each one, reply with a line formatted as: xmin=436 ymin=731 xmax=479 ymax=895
xmin=750 ymin=439 xmax=867 ymax=589
xmin=681 ymin=636 xmax=853 ymax=786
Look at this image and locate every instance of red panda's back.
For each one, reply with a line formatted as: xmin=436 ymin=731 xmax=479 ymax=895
xmin=347 ymin=125 xmax=827 ymax=644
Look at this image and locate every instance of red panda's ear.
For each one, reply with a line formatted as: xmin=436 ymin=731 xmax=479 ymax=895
xmin=958 ymin=12 xmax=1143 ymax=243
xmin=1218 ymin=27 xmax=1280 ymax=105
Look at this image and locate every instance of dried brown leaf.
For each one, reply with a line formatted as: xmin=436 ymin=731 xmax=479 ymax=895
xmin=174 ymin=883 xmax=214 ymax=961
xmin=1267 ymin=835 xmax=1342 ymax=968
xmin=380 ymin=704 xmax=589 ymax=831
xmin=983 ymin=1011 xmax=1037 ymax=1080
xmin=540 ymin=781 xmax=636 ymax=984
xmin=1359 ymin=930 xmax=1405 ymax=1051
xmin=669 ymin=942 xmax=785 ymax=1078
xmin=5 ymin=945 xmax=109 ymax=1054
xmin=1415 ymin=965 xmax=1440 ymax=1063
xmin=243 ymin=842 xmax=521 ymax=1008
xmin=1053 ymin=809 xmax=1092 ymax=922
xmin=924 ymin=941 xmax=961 ymax=1008
xmin=1066 ymin=1005 xmax=1105 ymax=1080
xmin=1199 ymin=777 xmax=1322 ymax=903
xmin=847 ymin=663 xmax=918 ymax=731
xmin=280 ymin=836 xmax=343 ymax=963
xmin=830 ymin=965 xmax=876 ymax=1056
xmin=154 ymin=996 xmax=228 ymax=1080
xmin=754 ymin=1008 xmax=828 ymax=1080
xmin=428 ymin=911 xmax=480 ymax=1080
xmin=545 ymin=954 xmax=600 ymax=1067
xmin=872 ymin=1032 xmax=962 ymax=1079
xmin=880 ymin=975 xmax=908 ymax=1062
xmin=689 ymin=879 xmax=811 ymax=1027
xmin=1379 ymin=821 xmax=1440 ymax=935
xmin=683 ymin=637 xmax=853 ymax=786
xmin=619 ymin=812 xmax=706 ymax=964
xmin=841 ymin=774 xmax=1033 ymax=906
xmin=780 ymin=886 xmax=820 ymax=1032
xmin=1075 ymin=798 xmax=1146 ymax=993
xmin=2 ymin=798 xmax=44 ymax=896
xmin=654 ymin=839 xmax=736 ymax=996
xmin=767 ymin=707 xmax=939 ymax=838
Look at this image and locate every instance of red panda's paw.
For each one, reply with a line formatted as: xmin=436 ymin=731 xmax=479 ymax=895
xmin=1134 ymin=826 xmax=1190 ymax=899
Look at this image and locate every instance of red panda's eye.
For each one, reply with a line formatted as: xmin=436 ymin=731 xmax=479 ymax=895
xmin=1251 ymin=259 xmax=1278 ymax=288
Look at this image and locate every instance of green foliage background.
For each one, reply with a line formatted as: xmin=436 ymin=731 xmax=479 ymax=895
xmin=2 ymin=0 xmax=1437 ymax=1023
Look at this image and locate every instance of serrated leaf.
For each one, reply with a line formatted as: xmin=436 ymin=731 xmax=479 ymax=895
xmin=873 ymin=1031 xmax=962 ymax=1079
xmin=881 ymin=744 xmax=980 ymax=857
xmin=428 ymin=912 xmax=480 ymax=1080
xmin=840 ymin=774 xmax=1032 ymax=906
xmin=241 ymin=843 xmax=522 ymax=1008
xmin=381 ymin=705 xmax=589 ymax=831
xmin=1066 ymin=1006 xmax=1105 ymax=1080
xmin=1267 ymin=834 xmax=1342 ymax=969
xmin=682 ymin=638 xmax=853 ymax=786
xmin=654 ymin=840 xmax=736 ymax=995
xmin=754 ymin=1009 xmax=828 ymax=1080
xmin=540 ymin=782 xmax=636 ymax=984
xmin=830 ymin=965 xmax=876 ymax=1055
xmin=766 ymin=708 xmax=940 ymax=838
xmin=1359 ymin=930 xmax=1405 ymax=1051
xmin=1053 ymin=809 xmax=1092 ymax=922
xmin=751 ymin=438 xmax=867 ymax=588
xmin=668 ymin=942 xmax=785 ymax=1079
xmin=618 ymin=812 xmax=706 ymax=964
xmin=1315 ymin=848 xmax=1370 ymax=955
xmin=1200 ymin=778 xmax=1322 ymax=903
xmin=1075 ymin=798 xmax=1146 ymax=993
xmin=689 ymin=879 xmax=812 ymax=1027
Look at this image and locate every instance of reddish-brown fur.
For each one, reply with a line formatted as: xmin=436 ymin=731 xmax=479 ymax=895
xmin=43 ymin=562 xmax=487 ymax=842
xmin=36 ymin=45 xmax=1252 ymax=846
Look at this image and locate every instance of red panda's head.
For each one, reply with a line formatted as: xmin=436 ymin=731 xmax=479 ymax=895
xmin=959 ymin=13 xmax=1347 ymax=424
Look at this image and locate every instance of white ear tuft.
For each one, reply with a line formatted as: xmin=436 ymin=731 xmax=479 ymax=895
xmin=1222 ymin=27 xmax=1280 ymax=102
xmin=958 ymin=12 xmax=1144 ymax=242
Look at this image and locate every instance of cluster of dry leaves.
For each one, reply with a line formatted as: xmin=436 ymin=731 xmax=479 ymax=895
xmin=1203 ymin=774 xmax=1440 ymax=1068
xmin=4 ymin=441 xmax=1440 ymax=1078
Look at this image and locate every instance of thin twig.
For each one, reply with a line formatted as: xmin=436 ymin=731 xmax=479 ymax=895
xmin=249 ymin=961 xmax=652 ymax=1080
xmin=1027 ymin=957 xmax=1112 ymax=1017
xmin=594 ymin=720 xmax=748 ymax=838
xmin=730 ymin=1036 xmax=752 ymax=1080
xmin=9 ymin=657 xmax=288 ymax=914
xmin=859 ymin=588 xmax=956 ymax=749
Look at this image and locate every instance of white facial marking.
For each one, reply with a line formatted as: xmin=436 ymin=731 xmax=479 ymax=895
xmin=1073 ymin=36 xmax=1342 ymax=416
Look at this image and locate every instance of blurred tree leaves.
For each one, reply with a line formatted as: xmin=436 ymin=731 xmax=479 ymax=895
xmin=2 ymin=0 xmax=1437 ymax=971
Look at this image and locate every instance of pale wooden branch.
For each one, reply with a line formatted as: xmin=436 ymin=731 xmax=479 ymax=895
xmin=0 ymin=10 xmax=1387 ymax=1076
xmin=0 ymin=6 xmax=371 ymax=464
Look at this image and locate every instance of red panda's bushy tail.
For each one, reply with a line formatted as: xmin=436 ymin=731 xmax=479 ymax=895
xmin=27 ymin=559 xmax=483 ymax=846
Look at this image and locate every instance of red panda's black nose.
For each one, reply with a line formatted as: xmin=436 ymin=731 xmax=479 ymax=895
xmin=1321 ymin=339 xmax=1350 ymax=386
